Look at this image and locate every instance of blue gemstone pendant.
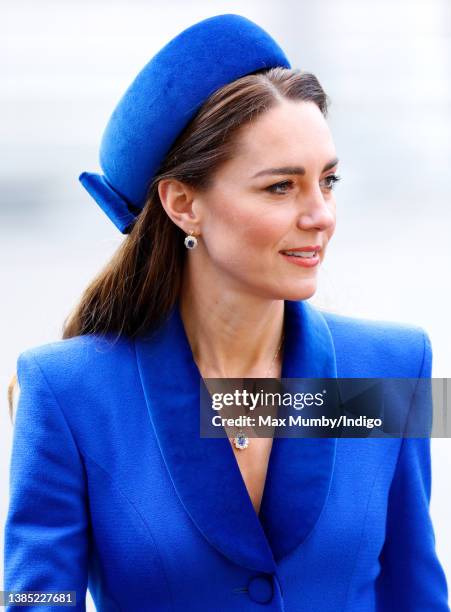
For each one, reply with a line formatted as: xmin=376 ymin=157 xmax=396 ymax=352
xmin=233 ymin=429 xmax=249 ymax=450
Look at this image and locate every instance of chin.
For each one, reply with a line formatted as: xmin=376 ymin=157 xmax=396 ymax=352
xmin=270 ymin=280 xmax=317 ymax=302
xmin=290 ymin=288 xmax=317 ymax=301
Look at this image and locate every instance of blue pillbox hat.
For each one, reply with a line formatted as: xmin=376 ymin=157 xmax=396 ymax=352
xmin=79 ymin=13 xmax=291 ymax=233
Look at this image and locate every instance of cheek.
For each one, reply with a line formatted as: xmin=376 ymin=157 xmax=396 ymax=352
xmin=238 ymin=215 xmax=286 ymax=249
xmin=203 ymin=198 xmax=286 ymax=258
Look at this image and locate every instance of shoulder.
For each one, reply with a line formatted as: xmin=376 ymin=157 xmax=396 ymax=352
xmin=16 ymin=332 xmax=135 ymax=393
xmin=317 ymin=307 xmax=432 ymax=378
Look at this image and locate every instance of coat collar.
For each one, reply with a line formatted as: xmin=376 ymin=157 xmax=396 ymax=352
xmin=134 ymin=299 xmax=337 ymax=573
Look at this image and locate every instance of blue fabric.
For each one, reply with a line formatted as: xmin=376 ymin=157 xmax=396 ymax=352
xmin=4 ymin=299 xmax=449 ymax=611
xmin=78 ymin=172 xmax=137 ymax=233
xmin=79 ymin=13 xmax=291 ymax=233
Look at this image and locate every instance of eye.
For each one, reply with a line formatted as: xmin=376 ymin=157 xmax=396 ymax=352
xmin=321 ymin=173 xmax=341 ymax=191
xmin=264 ymin=174 xmax=341 ymax=196
xmin=265 ymin=180 xmax=294 ymax=195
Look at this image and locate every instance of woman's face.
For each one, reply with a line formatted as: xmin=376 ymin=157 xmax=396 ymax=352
xmin=192 ymin=99 xmax=339 ymax=301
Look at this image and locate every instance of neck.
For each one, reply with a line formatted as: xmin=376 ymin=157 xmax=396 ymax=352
xmin=179 ymin=271 xmax=285 ymax=379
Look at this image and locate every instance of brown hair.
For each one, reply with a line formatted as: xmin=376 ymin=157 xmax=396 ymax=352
xmin=7 ymin=67 xmax=330 ymax=422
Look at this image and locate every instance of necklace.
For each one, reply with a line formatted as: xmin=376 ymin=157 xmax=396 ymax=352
xmin=232 ymin=332 xmax=284 ymax=451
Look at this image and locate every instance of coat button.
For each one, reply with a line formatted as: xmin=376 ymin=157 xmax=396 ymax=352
xmin=247 ymin=574 xmax=274 ymax=604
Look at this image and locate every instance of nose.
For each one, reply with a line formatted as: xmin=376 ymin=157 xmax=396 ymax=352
xmin=296 ymin=185 xmax=335 ymax=232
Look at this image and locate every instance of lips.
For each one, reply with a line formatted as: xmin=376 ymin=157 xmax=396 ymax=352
xmin=280 ymin=245 xmax=321 ymax=253
xmin=280 ymin=250 xmax=320 ymax=267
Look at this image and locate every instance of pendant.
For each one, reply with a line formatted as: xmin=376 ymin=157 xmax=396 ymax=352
xmin=233 ymin=429 xmax=249 ymax=450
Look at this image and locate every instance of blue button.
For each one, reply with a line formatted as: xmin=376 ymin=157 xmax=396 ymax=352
xmin=247 ymin=574 xmax=274 ymax=604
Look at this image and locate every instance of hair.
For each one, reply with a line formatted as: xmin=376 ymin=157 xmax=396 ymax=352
xmin=7 ymin=67 xmax=330 ymax=422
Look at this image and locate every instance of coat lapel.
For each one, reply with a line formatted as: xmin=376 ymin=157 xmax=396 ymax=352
xmin=258 ymin=300 xmax=338 ymax=561
xmin=134 ymin=299 xmax=337 ymax=572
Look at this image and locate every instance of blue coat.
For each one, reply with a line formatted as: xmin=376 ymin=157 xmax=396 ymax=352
xmin=4 ymin=299 xmax=449 ymax=611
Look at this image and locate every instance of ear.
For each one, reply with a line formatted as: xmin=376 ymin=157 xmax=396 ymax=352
xmin=157 ymin=178 xmax=201 ymax=234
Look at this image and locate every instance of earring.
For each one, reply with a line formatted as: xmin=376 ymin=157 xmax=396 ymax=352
xmin=184 ymin=231 xmax=198 ymax=250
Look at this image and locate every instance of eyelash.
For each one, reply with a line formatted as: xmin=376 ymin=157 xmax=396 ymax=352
xmin=265 ymin=174 xmax=341 ymax=195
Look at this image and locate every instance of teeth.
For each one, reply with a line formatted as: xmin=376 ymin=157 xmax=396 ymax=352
xmin=283 ymin=251 xmax=317 ymax=258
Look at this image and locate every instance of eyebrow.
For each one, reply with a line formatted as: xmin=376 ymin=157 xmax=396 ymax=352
xmin=251 ymin=157 xmax=339 ymax=178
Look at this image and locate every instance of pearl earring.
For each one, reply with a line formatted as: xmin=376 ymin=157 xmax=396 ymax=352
xmin=184 ymin=231 xmax=198 ymax=249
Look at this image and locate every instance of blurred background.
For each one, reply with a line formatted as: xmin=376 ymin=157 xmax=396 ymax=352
xmin=2 ymin=0 xmax=450 ymax=607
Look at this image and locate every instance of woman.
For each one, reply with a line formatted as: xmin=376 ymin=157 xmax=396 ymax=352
xmin=4 ymin=13 xmax=449 ymax=612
